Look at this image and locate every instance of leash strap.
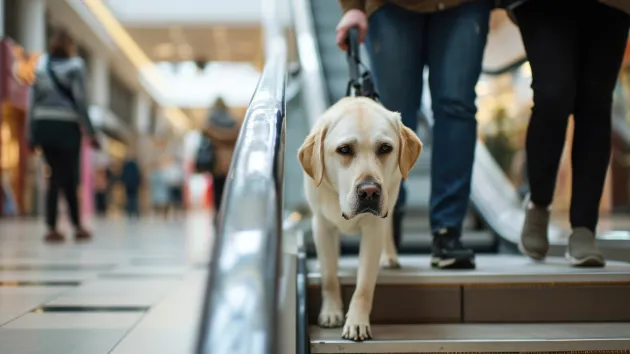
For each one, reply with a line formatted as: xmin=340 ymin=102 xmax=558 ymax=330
xmin=345 ymin=27 xmax=380 ymax=101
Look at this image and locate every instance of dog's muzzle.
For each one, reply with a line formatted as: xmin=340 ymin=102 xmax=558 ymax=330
xmin=355 ymin=181 xmax=382 ymax=217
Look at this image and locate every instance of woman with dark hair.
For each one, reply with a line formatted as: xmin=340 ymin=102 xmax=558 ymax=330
xmin=28 ymin=28 xmax=100 ymax=242
xmin=504 ymin=0 xmax=630 ymax=267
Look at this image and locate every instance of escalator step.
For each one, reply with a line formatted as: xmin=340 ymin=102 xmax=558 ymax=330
xmin=310 ymin=323 xmax=630 ymax=353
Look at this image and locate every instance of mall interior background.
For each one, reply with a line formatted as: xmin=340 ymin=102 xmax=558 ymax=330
xmin=0 ymin=0 xmax=628 ymax=220
xmin=0 ymin=0 xmax=269 ymax=218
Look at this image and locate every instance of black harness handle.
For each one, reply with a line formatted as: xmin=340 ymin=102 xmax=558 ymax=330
xmin=345 ymin=27 xmax=379 ymax=101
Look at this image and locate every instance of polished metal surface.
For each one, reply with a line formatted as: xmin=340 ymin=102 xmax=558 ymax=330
xmin=195 ymin=0 xmax=287 ymax=352
xmin=307 ymin=255 xmax=630 ymax=285
xmin=310 ymin=323 xmax=630 ymax=353
xmin=292 ymin=0 xmax=329 ymax=127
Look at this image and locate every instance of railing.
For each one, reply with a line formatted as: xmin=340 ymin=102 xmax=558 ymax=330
xmin=195 ymin=0 xmax=287 ymax=351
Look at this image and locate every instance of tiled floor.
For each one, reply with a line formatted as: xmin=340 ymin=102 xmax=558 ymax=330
xmin=0 ymin=212 xmax=213 ymax=354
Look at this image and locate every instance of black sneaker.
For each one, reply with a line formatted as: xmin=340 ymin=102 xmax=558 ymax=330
xmin=431 ymin=228 xmax=475 ymax=269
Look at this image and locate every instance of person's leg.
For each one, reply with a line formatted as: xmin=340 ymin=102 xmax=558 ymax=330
xmin=132 ymin=190 xmax=140 ymax=217
xmin=125 ymin=190 xmax=132 ymax=216
xmin=567 ymin=2 xmax=629 ymax=266
xmin=365 ymin=3 xmax=426 ymax=249
xmin=60 ymin=147 xmax=90 ymax=240
xmin=425 ymin=0 xmax=491 ymax=269
xmin=41 ymin=146 xmax=65 ymax=241
xmin=512 ymin=0 xmax=579 ymax=260
xmin=125 ymin=189 xmax=137 ymax=217
xmin=95 ymin=192 xmax=106 ymax=216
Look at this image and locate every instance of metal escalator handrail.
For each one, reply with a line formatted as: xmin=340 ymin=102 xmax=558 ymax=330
xmin=195 ymin=0 xmax=287 ymax=352
xmin=293 ymin=0 xmax=330 ymax=124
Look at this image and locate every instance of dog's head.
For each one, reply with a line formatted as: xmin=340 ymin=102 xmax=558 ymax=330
xmin=298 ymin=97 xmax=422 ymax=219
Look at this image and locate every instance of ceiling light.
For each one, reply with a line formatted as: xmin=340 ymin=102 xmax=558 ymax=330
xmin=82 ymin=1 xmax=190 ymax=132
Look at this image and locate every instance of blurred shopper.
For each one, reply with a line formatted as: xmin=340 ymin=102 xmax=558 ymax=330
xmin=120 ymin=153 xmax=142 ymax=218
xmin=94 ymin=164 xmax=114 ymax=217
xmin=203 ymin=97 xmax=241 ymax=217
xmin=336 ymin=0 xmax=491 ymax=269
xmin=164 ymin=157 xmax=185 ymax=217
xmin=94 ymin=167 xmax=109 ymax=216
xmin=149 ymin=160 xmax=169 ymax=218
xmin=27 ymin=29 xmax=99 ymax=243
xmin=507 ymin=0 xmax=630 ymax=267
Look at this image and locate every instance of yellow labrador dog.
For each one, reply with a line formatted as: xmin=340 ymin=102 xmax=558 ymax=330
xmin=298 ymin=97 xmax=422 ymax=341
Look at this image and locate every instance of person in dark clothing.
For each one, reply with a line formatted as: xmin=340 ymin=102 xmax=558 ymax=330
xmin=203 ymin=98 xmax=242 ymax=227
xmin=27 ymin=29 xmax=100 ymax=243
xmin=94 ymin=166 xmax=112 ymax=216
xmin=121 ymin=156 xmax=142 ymax=218
xmin=508 ymin=0 xmax=630 ymax=267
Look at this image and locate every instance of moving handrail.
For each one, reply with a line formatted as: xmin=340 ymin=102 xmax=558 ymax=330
xmin=195 ymin=8 xmax=287 ymax=353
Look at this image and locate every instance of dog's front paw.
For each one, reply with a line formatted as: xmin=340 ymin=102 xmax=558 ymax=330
xmin=318 ymin=305 xmax=344 ymax=328
xmin=380 ymin=254 xmax=401 ymax=269
xmin=341 ymin=310 xmax=372 ymax=341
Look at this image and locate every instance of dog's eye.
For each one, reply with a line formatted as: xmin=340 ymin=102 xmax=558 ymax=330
xmin=336 ymin=145 xmax=353 ymax=155
xmin=378 ymin=144 xmax=393 ymax=154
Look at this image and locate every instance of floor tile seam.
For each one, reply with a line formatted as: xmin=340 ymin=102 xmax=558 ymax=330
xmin=33 ymin=279 xmax=97 ymax=313
xmin=107 ymin=311 xmax=151 ymax=353
xmin=106 ymin=288 xmax=184 ymax=353
xmin=0 ymin=287 xmax=78 ymax=328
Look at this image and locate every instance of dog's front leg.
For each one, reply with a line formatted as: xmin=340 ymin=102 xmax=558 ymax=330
xmin=342 ymin=221 xmax=384 ymax=341
xmin=380 ymin=215 xmax=401 ymax=269
xmin=313 ymin=215 xmax=344 ymax=328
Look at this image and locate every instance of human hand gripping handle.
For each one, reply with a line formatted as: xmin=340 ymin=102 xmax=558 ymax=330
xmin=336 ymin=9 xmax=368 ymax=51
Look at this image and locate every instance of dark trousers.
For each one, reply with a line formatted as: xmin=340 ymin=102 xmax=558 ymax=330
xmin=42 ymin=146 xmax=81 ymax=230
xmin=514 ymin=0 xmax=629 ymax=231
xmin=125 ymin=188 xmax=140 ymax=217
xmin=95 ymin=192 xmax=107 ymax=215
xmin=365 ymin=1 xmax=491 ymax=235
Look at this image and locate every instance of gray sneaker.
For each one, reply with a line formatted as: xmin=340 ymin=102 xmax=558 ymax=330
xmin=519 ymin=205 xmax=550 ymax=261
xmin=566 ymin=227 xmax=605 ymax=267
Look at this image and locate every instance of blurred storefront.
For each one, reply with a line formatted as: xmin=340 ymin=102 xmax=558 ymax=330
xmin=0 ymin=38 xmax=33 ymax=216
xmin=0 ymin=37 xmax=101 ymax=218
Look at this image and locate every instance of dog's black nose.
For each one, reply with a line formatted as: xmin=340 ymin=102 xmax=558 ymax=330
xmin=357 ymin=182 xmax=381 ymax=200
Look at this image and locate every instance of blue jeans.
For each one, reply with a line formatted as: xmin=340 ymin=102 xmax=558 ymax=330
xmin=365 ymin=1 xmax=490 ymax=234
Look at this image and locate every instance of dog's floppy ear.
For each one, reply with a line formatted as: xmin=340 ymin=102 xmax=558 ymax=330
xmin=298 ymin=124 xmax=328 ymax=187
xmin=396 ymin=113 xmax=422 ymax=180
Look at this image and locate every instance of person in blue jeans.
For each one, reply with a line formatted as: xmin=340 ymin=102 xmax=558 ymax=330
xmin=337 ymin=0 xmax=491 ymax=269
